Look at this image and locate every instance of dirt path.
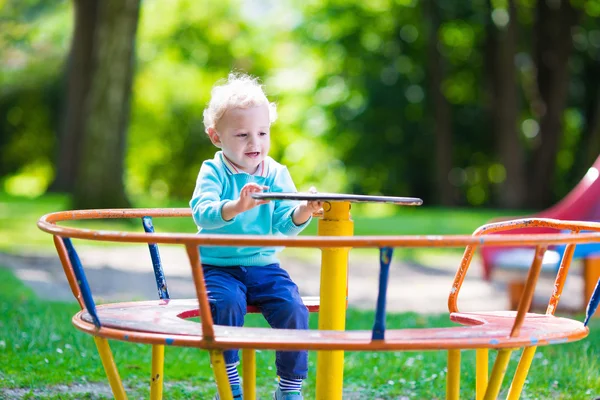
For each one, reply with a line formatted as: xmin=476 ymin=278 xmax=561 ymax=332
xmin=0 ymin=246 xmax=586 ymax=313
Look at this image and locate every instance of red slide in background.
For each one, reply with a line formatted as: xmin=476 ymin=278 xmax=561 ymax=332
xmin=480 ymin=154 xmax=600 ymax=280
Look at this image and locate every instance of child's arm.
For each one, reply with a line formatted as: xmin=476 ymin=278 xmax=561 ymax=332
xmin=190 ymin=164 xmax=237 ymax=229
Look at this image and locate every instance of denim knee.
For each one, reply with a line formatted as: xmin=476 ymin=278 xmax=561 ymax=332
xmin=270 ymin=299 xmax=309 ymax=330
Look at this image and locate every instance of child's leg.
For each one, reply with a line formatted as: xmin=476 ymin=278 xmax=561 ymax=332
xmin=203 ymin=265 xmax=248 ymax=387
xmin=246 ymin=264 xmax=309 ymax=387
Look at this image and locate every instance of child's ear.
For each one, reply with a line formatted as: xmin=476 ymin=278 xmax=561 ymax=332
xmin=207 ymin=128 xmax=222 ymax=148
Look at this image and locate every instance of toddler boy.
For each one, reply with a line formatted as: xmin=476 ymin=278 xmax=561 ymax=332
xmin=190 ymin=72 xmax=322 ymax=400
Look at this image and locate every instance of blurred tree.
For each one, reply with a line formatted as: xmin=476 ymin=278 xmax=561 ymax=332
xmin=426 ymin=0 xmax=454 ymax=205
xmin=2 ymin=0 xmax=597 ymax=210
xmin=577 ymin=10 xmax=600 ymax=174
xmin=294 ymin=1 xmax=434 ymax=202
xmin=0 ymin=0 xmax=69 ymax=196
xmin=486 ymin=0 xmax=526 ymax=208
xmin=528 ymin=0 xmax=580 ymax=208
xmin=556 ymin=7 xmax=600 ymax=195
xmin=126 ymin=0 xmax=312 ymax=201
xmin=586 ymin=87 xmax=600 ymax=165
xmin=50 ymin=0 xmax=97 ymax=193
xmin=54 ymin=0 xmax=140 ymax=209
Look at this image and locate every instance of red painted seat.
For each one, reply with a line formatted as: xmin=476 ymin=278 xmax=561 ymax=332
xmin=73 ymin=299 xmax=588 ymax=351
xmin=247 ymin=296 xmax=319 ymax=313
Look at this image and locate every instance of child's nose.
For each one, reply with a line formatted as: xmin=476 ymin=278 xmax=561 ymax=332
xmin=249 ymin=134 xmax=260 ymax=145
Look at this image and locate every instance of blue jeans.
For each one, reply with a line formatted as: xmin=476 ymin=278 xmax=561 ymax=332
xmin=203 ymin=264 xmax=309 ymax=380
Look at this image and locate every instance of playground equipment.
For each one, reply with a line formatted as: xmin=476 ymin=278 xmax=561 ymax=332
xmin=480 ymin=155 xmax=600 ymax=312
xmin=37 ymin=197 xmax=600 ymax=400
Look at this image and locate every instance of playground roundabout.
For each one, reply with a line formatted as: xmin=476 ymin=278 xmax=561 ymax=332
xmin=30 ymin=196 xmax=600 ymax=400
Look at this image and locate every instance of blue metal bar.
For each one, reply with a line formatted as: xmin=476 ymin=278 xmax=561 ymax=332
xmin=584 ymin=278 xmax=600 ymax=326
xmin=142 ymin=216 xmax=170 ymax=300
xmin=372 ymin=247 xmax=393 ymax=340
xmin=62 ymin=237 xmax=101 ymax=328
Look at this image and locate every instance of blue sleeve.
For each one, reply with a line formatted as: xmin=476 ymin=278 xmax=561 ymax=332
xmin=271 ymin=167 xmax=311 ymax=236
xmin=189 ymin=163 xmax=236 ymax=229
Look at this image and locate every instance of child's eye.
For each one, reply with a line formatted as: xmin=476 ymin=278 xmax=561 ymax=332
xmin=260 ymin=132 xmax=268 ymax=136
xmin=236 ymin=133 xmax=247 ymax=138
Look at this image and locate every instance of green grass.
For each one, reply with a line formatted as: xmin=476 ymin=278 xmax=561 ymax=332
xmin=0 ymin=191 xmax=516 ymax=255
xmin=0 ymin=192 xmax=197 ymax=254
xmin=1 ymin=267 xmax=599 ymax=399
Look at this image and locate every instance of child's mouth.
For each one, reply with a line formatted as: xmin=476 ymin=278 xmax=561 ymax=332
xmin=245 ymin=152 xmax=260 ymax=158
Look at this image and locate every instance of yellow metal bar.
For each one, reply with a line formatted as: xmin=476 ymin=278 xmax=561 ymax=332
xmin=93 ymin=337 xmax=127 ymax=400
xmin=211 ymin=350 xmax=233 ymax=400
xmin=316 ymin=201 xmax=353 ymax=400
xmin=483 ymin=349 xmax=512 ymax=400
xmin=506 ymin=346 xmax=537 ymax=400
xmin=446 ymin=349 xmax=461 ymax=400
xmin=475 ymin=349 xmax=488 ymax=400
xmin=242 ymin=349 xmax=256 ymax=400
xmin=150 ymin=345 xmax=164 ymax=400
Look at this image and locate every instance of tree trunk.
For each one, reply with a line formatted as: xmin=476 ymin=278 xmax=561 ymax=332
xmin=488 ymin=0 xmax=527 ymax=208
xmin=49 ymin=0 xmax=98 ymax=192
xmin=528 ymin=0 xmax=579 ymax=208
xmin=73 ymin=0 xmax=140 ymax=209
xmin=585 ymin=88 xmax=600 ymax=167
xmin=582 ymin=75 xmax=600 ymax=169
xmin=427 ymin=0 xmax=454 ymax=206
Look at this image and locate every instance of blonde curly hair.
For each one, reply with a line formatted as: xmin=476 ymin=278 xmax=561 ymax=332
xmin=203 ymin=72 xmax=278 ymax=134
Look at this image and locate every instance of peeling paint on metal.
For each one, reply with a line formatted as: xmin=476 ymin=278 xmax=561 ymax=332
xmin=548 ymin=338 xmax=568 ymax=345
xmin=530 ymin=337 xmax=538 ymax=345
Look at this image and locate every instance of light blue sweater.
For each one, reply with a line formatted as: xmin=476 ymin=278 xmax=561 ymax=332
xmin=190 ymin=151 xmax=311 ymax=267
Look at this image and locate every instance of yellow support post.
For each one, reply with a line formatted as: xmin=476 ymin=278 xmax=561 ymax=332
xmin=475 ymin=349 xmax=488 ymax=400
xmin=93 ymin=337 xmax=127 ymax=400
xmin=315 ymin=201 xmax=353 ymax=400
xmin=506 ymin=346 xmax=537 ymax=400
xmin=150 ymin=345 xmax=164 ymax=400
xmin=446 ymin=349 xmax=461 ymax=400
xmin=242 ymin=349 xmax=256 ymax=400
xmin=211 ymin=350 xmax=233 ymax=400
xmin=483 ymin=349 xmax=512 ymax=400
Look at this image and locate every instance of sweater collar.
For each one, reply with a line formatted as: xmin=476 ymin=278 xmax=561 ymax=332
xmin=220 ymin=152 xmax=268 ymax=177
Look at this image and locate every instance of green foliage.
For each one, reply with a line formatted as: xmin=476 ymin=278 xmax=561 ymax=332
xmin=0 ymin=0 xmax=70 ymax=196
xmin=128 ymin=0 xmax=341 ymax=201
xmin=1 ymin=0 xmax=599 ymax=207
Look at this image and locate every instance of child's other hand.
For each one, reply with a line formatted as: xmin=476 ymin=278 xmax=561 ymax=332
xmin=306 ymin=186 xmax=323 ymax=212
xmin=292 ymin=187 xmax=323 ymax=225
xmin=235 ymin=183 xmax=270 ymax=213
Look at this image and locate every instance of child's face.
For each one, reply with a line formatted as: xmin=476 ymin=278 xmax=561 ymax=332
xmin=210 ymin=104 xmax=271 ymax=174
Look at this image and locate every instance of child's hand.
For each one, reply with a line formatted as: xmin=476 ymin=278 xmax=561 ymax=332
xmin=222 ymin=183 xmax=269 ymax=221
xmin=292 ymin=187 xmax=323 ymax=225
xmin=236 ymin=183 xmax=270 ymax=212
xmin=305 ymin=186 xmax=323 ymax=213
